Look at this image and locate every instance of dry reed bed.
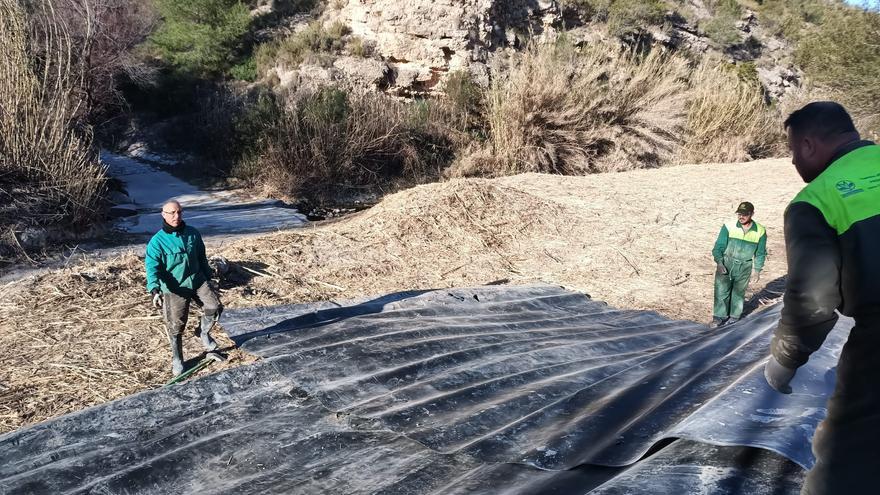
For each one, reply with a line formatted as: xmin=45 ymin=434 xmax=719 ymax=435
xmin=0 ymin=158 xmax=803 ymax=433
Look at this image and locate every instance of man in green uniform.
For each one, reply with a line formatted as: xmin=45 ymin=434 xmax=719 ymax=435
xmin=145 ymin=200 xmax=222 ymax=376
xmin=710 ymin=201 xmax=767 ymax=327
xmin=763 ymin=101 xmax=879 ymax=494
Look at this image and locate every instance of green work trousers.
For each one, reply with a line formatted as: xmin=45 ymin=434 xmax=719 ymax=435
xmin=713 ymin=257 xmax=752 ymax=319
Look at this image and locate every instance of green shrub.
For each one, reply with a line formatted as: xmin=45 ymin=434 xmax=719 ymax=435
xmin=273 ymin=21 xmax=351 ymax=68
xmin=229 ymin=55 xmax=258 ymax=81
xmin=759 ymin=0 xmax=826 ymax=39
xmin=254 ymin=42 xmax=280 ymax=76
xmin=150 ymin=0 xmax=251 ymax=77
xmin=443 ymin=71 xmax=484 ymax=131
xmin=701 ymin=0 xmax=743 ymax=47
xmin=347 ymin=36 xmax=371 ymax=57
xmin=606 ymin=0 xmax=667 ymax=37
xmin=724 ymin=61 xmax=759 ymax=86
xmin=796 ymin=3 xmax=880 ymax=136
xmin=558 ymin=0 xmax=667 ymax=37
xmin=302 ymin=87 xmax=349 ymax=124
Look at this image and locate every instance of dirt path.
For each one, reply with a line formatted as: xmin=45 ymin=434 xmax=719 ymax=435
xmin=0 ymin=157 xmax=803 ymax=433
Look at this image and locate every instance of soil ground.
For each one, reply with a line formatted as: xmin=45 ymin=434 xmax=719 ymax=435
xmin=0 ymin=157 xmax=802 ymax=433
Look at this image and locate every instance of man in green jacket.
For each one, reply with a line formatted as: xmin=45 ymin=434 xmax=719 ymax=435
xmin=763 ymin=102 xmax=879 ymax=494
xmin=710 ymin=201 xmax=767 ymax=327
xmin=145 ymin=200 xmax=222 ymax=376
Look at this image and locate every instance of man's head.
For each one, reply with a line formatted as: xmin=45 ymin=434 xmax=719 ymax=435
xmin=784 ymin=101 xmax=860 ymax=183
xmin=736 ymin=201 xmax=754 ymax=225
xmin=161 ymin=200 xmax=183 ymax=228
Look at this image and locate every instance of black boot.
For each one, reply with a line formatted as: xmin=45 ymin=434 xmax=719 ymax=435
xmin=197 ymin=315 xmax=218 ymax=352
xmin=170 ymin=334 xmax=184 ymax=376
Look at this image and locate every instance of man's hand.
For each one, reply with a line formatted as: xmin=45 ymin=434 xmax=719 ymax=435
xmin=716 ymin=262 xmax=728 ymax=275
xmin=764 ymin=356 xmax=796 ymax=394
xmin=151 ymin=289 xmax=163 ymax=309
xmin=753 ymin=270 xmax=761 ymax=283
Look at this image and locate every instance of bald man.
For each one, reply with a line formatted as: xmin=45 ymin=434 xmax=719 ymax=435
xmin=145 ymin=200 xmax=222 ymax=376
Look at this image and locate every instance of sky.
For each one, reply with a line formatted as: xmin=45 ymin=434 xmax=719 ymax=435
xmin=844 ymin=0 xmax=878 ymax=8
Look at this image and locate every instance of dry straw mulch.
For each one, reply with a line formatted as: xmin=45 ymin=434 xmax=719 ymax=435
xmin=1 ymin=158 xmax=801 ymax=433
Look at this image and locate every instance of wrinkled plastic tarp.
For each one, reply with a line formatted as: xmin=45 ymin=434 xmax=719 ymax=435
xmin=223 ymin=285 xmax=849 ymax=470
xmin=0 ymin=285 xmax=849 ymax=494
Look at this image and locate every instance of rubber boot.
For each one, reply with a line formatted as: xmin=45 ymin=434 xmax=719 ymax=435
xmin=709 ymin=317 xmax=726 ymax=329
xmin=197 ymin=315 xmax=218 ymax=352
xmin=170 ymin=334 xmax=184 ymax=376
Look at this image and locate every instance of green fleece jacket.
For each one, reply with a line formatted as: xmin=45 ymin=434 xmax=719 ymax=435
xmin=145 ymin=223 xmax=211 ymax=295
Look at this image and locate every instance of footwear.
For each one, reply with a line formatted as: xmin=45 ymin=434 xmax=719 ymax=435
xmin=170 ymin=334 xmax=184 ymax=376
xmin=725 ymin=317 xmax=740 ymax=325
xmin=709 ymin=317 xmax=726 ymax=328
xmin=197 ymin=315 xmax=219 ymax=352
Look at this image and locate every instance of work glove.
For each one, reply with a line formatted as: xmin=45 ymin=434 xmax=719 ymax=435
xmin=753 ymin=270 xmax=761 ymax=283
xmin=764 ymin=355 xmax=796 ymax=394
xmin=715 ymin=262 xmax=728 ymax=275
xmin=151 ymin=288 xmax=163 ymax=309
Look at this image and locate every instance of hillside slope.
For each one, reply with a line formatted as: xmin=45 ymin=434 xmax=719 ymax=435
xmin=0 ymin=157 xmax=803 ymax=433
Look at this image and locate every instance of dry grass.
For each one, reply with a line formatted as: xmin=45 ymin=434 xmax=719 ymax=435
xmin=450 ymin=40 xmax=689 ymax=177
xmin=0 ymin=157 xmax=804 ymax=433
xmin=0 ymin=0 xmax=105 ymax=228
xmin=252 ymin=87 xmax=458 ymax=203
xmin=0 ymin=254 xmax=263 ymax=432
xmin=678 ymin=62 xmax=784 ymax=164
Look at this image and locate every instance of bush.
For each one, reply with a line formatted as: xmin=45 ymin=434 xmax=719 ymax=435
xmin=701 ymin=0 xmax=742 ymax=47
xmin=561 ymin=0 xmax=667 ymax=37
xmin=455 ymin=40 xmax=688 ymax=177
xmin=229 ymin=55 xmax=258 ymax=81
xmin=346 ymin=36 xmax=372 ymax=58
xmin=759 ymin=0 xmax=826 ymax=39
xmin=274 ymin=21 xmax=350 ymax=69
xmin=443 ymin=71 xmax=485 ymax=133
xmin=55 ymin=0 xmax=158 ymax=123
xmin=679 ymin=62 xmax=783 ymax=164
xmin=795 ymin=3 xmax=880 ymax=137
xmin=606 ymin=0 xmax=667 ymax=37
xmin=250 ymin=87 xmax=458 ymax=203
xmin=150 ymin=0 xmax=251 ymax=77
xmin=0 ymin=0 xmax=105 ymax=231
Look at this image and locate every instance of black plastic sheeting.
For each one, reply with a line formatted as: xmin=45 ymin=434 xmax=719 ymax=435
xmin=0 ymin=285 xmax=850 ymax=494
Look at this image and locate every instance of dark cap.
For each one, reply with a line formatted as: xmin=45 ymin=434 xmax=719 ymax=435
xmin=736 ymin=201 xmax=754 ymax=215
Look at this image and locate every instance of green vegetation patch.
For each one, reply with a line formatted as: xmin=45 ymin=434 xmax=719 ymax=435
xmin=150 ymin=0 xmax=251 ymax=77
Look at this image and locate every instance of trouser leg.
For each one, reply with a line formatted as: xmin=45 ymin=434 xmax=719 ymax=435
xmin=195 ymin=281 xmax=222 ymax=351
xmin=802 ymin=321 xmax=880 ymax=494
xmin=727 ymin=261 xmax=752 ymax=319
xmin=163 ymin=292 xmax=190 ymax=375
xmin=713 ymin=266 xmax=733 ymax=318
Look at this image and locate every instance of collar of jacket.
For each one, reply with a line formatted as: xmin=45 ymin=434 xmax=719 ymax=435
xmin=162 ymin=220 xmax=187 ymax=234
xmin=826 ymin=139 xmax=875 ymax=169
xmin=735 ymin=220 xmax=758 ymax=232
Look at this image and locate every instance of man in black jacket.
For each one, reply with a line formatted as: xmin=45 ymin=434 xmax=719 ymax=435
xmin=764 ymin=101 xmax=880 ymax=494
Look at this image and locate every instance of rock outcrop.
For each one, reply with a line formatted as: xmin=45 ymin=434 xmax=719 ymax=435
xmin=268 ymin=0 xmax=801 ymax=100
xmin=322 ymin=0 xmax=561 ymax=94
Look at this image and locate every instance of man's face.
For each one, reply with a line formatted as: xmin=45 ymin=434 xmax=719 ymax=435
xmin=737 ymin=212 xmax=752 ymax=225
xmin=787 ymin=128 xmax=823 ymax=183
xmin=162 ymin=203 xmax=183 ymax=227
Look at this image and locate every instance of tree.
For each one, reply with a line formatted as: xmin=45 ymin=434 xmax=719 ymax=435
xmin=150 ymin=0 xmax=250 ymax=77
